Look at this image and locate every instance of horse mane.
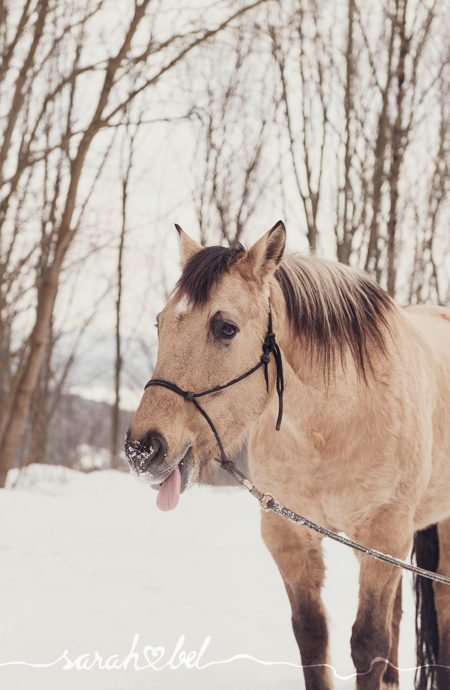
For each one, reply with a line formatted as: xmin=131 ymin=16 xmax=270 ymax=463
xmin=276 ymin=254 xmax=393 ymax=378
xmin=176 ymin=245 xmax=393 ymax=379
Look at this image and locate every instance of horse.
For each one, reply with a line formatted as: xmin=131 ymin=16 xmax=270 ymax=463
xmin=125 ymin=221 xmax=450 ymax=690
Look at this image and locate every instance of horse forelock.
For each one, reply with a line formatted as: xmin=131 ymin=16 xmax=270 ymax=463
xmin=176 ymin=244 xmax=246 ymax=307
xmin=275 ymin=254 xmax=393 ymax=379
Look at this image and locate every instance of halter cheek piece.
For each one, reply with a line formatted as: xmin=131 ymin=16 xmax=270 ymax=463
xmin=144 ymin=300 xmax=284 ymax=479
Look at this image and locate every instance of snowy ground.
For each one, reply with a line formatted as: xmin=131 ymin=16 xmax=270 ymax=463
xmin=0 ymin=465 xmax=417 ymax=690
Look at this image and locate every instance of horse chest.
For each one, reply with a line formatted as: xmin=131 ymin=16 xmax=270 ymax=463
xmin=251 ymin=436 xmax=364 ymax=532
xmin=297 ymin=472 xmax=367 ymax=533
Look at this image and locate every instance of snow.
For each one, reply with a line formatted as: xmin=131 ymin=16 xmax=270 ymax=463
xmin=0 ymin=464 xmax=417 ymax=689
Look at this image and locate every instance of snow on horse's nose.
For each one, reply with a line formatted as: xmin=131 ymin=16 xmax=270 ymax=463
xmin=124 ymin=429 xmax=169 ymax=482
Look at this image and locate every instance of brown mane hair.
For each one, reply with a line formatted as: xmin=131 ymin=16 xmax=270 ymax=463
xmin=177 ymin=246 xmax=393 ymax=378
xmin=276 ymin=254 xmax=393 ymax=378
xmin=176 ymin=244 xmax=245 ymax=308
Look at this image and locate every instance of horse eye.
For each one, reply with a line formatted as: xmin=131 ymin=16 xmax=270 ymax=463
xmin=220 ymin=323 xmax=238 ymax=339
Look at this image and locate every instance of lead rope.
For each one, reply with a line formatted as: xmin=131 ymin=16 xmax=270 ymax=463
xmin=144 ymin=303 xmax=450 ymax=587
xmin=217 ymin=459 xmax=450 ymax=586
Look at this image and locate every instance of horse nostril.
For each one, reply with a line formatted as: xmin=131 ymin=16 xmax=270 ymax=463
xmin=140 ymin=432 xmax=169 ymax=471
xmin=124 ymin=430 xmax=169 ymax=474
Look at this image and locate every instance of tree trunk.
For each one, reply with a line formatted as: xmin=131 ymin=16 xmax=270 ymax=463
xmin=111 ymin=177 xmax=127 ymax=469
xmin=387 ymin=0 xmax=408 ymax=297
xmin=364 ymin=5 xmax=396 ymax=279
xmin=337 ymin=0 xmax=354 ymax=265
xmin=0 ymin=265 xmax=59 ymax=484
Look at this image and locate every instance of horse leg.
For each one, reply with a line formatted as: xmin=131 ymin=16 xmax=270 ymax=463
xmin=381 ymin=578 xmax=402 ymax=689
xmin=261 ymin=511 xmax=332 ymax=690
xmin=350 ymin=511 xmax=413 ymax=690
xmin=434 ymin=518 xmax=450 ymax=687
xmin=352 ymin=556 xmax=402 ymax=690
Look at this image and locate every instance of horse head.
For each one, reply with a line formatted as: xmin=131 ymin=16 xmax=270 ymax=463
xmin=125 ymin=222 xmax=286 ymax=510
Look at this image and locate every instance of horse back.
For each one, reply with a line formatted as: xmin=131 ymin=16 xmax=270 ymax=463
xmin=403 ymin=304 xmax=450 ymax=360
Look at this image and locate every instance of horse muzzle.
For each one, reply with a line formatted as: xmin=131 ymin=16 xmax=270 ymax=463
xmin=124 ymin=430 xmax=194 ymax=508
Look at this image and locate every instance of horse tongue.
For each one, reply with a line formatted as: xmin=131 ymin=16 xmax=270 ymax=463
xmin=156 ymin=466 xmax=181 ymax=512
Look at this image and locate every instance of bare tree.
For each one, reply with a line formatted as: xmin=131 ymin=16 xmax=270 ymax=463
xmin=268 ymin=0 xmax=450 ymax=298
xmin=352 ymin=0 xmax=443 ymax=289
xmin=0 ymin=0 xmax=272 ymax=486
xmin=111 ymin=116 xmax=141 ymax=469
xmin=269 ymin=0 xmax=333 ymax=252
xmin=184 ymin=24 xmax=276 ymax=248
xmin=409 ymin=60 xmax=450 ymax=305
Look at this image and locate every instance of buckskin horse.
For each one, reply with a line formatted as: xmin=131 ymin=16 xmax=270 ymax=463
xmin=125 ymin=222 xmax=450 ymax=690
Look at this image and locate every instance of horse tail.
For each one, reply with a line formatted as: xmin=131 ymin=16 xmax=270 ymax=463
xmin=413 ymin=524 xmax=440 ymax=690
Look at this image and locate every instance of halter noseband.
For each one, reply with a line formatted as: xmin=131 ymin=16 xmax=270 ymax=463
xmin=144 ymin=301 xmax=284 ymax=472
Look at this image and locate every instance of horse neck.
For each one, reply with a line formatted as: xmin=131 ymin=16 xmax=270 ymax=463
xmin=269 ymin=278 xmax=372 ymax=430
xmin=269 ymin=279 xmax=329 ymax=385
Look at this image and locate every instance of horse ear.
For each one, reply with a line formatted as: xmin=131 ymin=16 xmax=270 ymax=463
xmin=175 ymin=224 xmax=202 ymax=266
xmin=246 ymin=221 xmax=286 ymax=281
